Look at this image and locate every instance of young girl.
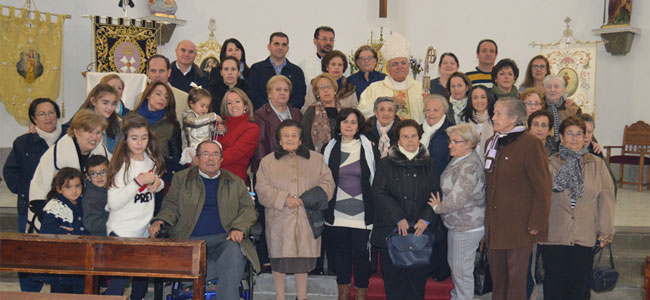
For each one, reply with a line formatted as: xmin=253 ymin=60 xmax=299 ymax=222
xmin=104 ymin=114 xmax=166 ymax=299
xmin=40 ymin=167 xmax=87 ymax=293
xmin=79 ymin=83 xmax=121 ymax=153
xmin=179 ymin=83 xmax=221 ymax=164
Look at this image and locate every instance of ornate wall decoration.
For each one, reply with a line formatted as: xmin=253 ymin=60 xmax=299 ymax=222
xmin=93 ymin=16 xmax=158 ymax=73
xmin=0 ymin=7 xmax=65 ymax=126
xmin=194 ymin=18 xmax=221 ymax=75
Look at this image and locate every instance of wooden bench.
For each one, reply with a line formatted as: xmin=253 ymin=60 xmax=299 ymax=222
xmin=0 ymin=232 xmax=206 ymax=300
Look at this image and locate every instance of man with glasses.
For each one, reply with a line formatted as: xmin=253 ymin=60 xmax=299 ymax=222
xmin=299 ymin=26 xmax=337 ymax=86
xmin=150 ymin=140 xmax=260 ymax=300
xmin=358 ymin=33 xmax=424 ymax=123
xmin=248 ymin=32 xmax=306 ymax=110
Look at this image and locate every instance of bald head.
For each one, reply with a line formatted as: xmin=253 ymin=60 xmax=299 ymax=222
xmin=175 ymin=40 xmax=197 ymax=69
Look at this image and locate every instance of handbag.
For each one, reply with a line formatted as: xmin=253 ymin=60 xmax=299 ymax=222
xmin=474 ymin=240 xmax=492 ymax=295
xmin=386 ymin=224 xmax=434 ymax=268
xmin=587 ymin=244 xmax=618 ymax=292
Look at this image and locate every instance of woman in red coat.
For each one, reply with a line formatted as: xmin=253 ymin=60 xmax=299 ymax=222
xmin=216 ymin=88 xmax=260 ymax=183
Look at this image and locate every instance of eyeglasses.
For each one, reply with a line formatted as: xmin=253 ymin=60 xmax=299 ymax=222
xmin=524 ymin=102 xmax=542 ymax=107
xmin=449 ymin=139 xmax=466 ymax=145
xmin=318 ymin=85 xmax=334 ymax=91
xmin=532 ymin=65 xmax=547 ymax=70
xmin=35 ymin=111 xmax=57 ymax=118
xmin=357 ymin=56 xmax=376 ymax=62
xmin=199 ymin=152 xmax=221 ymax=158
xmin=563 ymin=131 xmax=584 ymax=138
xmin=389 ymin=60 xmax=409 ymax=68
xmin=88 ymin=170 xmax=107 ymax=178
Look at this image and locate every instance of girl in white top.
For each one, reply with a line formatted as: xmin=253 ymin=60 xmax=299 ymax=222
xmin=106 ymin=114 xmax=166 ymax=237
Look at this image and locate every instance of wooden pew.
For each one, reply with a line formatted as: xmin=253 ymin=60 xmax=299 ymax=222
xmin=0 ymin=232 xmax=206 ymax=300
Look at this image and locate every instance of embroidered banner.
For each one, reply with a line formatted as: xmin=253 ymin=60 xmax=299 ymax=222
xmin=541 ymin=44 xmax=598 ymax=115
xmin=0 ymin=7 xmax=65 ymax=126
xmin=93 ymin=17 xmax=158 ymax=73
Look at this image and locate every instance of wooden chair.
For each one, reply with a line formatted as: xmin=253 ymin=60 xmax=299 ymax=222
xmin=604 ymin=120 xmax=650 ymax=192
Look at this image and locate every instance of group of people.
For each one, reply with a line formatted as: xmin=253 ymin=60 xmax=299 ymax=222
xmin=3 ymin=25 xmax=616 ymax=300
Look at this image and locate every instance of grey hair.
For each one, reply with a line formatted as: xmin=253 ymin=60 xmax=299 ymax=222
xmin=196 ymin=140 xmax=223 ymax=155
xmin=373 ymin=96 xmax=399 ymax=112
xmin=446 ymin=123 xmax=479 ymax=149
xmin=543 ymin=74 xmax=566 ymax=89
xmin=577 ymin=113 xmax=595 ymax=129
xmin=496 ymin=97 xmax=527 ymax=126
xmin=423 ymin=94 xmax=449 ymax=113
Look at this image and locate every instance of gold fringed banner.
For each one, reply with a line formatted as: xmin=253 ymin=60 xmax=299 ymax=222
xmin=0 ymin=7 xmax=65 ymax=126
xmin=93 ymin=16 xmax=158 ymax=73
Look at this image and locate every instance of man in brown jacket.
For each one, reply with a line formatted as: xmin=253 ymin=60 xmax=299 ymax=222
xmin=484 ymin=97 xmax=552 ymax=300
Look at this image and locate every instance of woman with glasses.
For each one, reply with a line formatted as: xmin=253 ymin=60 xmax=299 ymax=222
xmin=302 ymin=73 xmax=343 ymax=152
xmin=520 ymin=55 xmax=551 ymax=92
xmin=302 ymin=50 xmax=358 ymax=113
xmin=521 ymin=88 xmax=546 ymax=118
xmin=347 ymin=45 xmax=386 ymax=99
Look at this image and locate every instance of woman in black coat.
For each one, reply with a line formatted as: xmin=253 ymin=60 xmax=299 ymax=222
xmin=370 ymin=119 xmax=442 ymax=300
xmin=208 ymin=56 xmax=248 ymax=114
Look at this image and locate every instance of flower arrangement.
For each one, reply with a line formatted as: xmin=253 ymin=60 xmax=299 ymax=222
xmin=409 ymin=56 xmax=423 ymax=79
xmin=348 ymin=51 xmax=359 ymax=74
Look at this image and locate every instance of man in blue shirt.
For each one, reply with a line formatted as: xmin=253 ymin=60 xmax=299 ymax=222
xmin=248 ymin=32 xmax=306 ymax=110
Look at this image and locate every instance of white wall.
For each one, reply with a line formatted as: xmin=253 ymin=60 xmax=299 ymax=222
xmin=1 ymin=0 xmax=648 ymax=148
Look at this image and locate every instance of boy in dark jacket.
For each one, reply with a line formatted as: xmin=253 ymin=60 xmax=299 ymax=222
xmin=82 ymin=155 xmax=109 ymax=236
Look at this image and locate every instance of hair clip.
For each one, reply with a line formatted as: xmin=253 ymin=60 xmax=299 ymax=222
xmin=190 ymin=82 xmax=203 ymax=90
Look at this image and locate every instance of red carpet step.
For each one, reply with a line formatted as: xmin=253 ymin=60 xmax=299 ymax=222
xmin=355 ymin=272 xmax=454 ymax=300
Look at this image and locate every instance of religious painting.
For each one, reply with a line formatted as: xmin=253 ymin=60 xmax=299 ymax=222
xmin=93 ymin=17 xmax=158 ymax=73
xmin=194 ymin=19 xmax=222 ymax=78
xmin=541 ymin=44 xmax=598 ymax=115
xmin=200 ymin=56 xmax=219 ymax=74
xmin=0 ymin=7 xmax=65 ymax=126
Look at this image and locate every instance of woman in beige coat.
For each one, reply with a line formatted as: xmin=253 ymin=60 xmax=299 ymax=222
xmin=256 ymin=119 xmax=335 ymax=300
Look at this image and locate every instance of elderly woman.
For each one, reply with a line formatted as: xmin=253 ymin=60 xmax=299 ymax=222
xmin=519 ymin=55 xmax=551 ymax=92
xmin=99 ymin=73 xmax=130 ymax=116
xmin=256 ymin=120 xmax=335 ymax=300
xmin=446 ymin=72 xmax=471 ymax=124
xmin=460 ymin=85 xmax=495 ymax=160
xmin=302 ymin=73 xmax=342 ymax=152
xmin=216 ymin=88 xmax=260 ymax=183
xmin=28 ymin=109 xmax=110 ymax=232
xmin=528 ymin=110 xmax=557 ymax=155
xmin=543 ymin=74 xmax=582 ymax=143
xmin=421 ymin=94 xmax=453 ymax=176
xmin=363 ymin=97 xmax=400 ymax=158
xmin=253 ymin=75 xmax=303 ymax=172
xmin=491 ymin=58 xmax=519 ymax=100
xmin=371 ymin=119 xmax=442 ymax=300
xmin=208 ymin=56 xmax=249 ymax=114
xmin=347 ymin=45 xmax=386 ymax=99
xmin=428 ymin=123 xmax=485 ymax=300
xmin=542 ymin=116 xmax=615 ymax=300
xmin=429 ymin=52 xmax=459 ymax=98
xmin=322 ymin=108 xmax=378 ymax=300
xmin=521 ymin=88 xmax=546 ymax=118
xmin=302 ymin=50 xmax=358 ymax=113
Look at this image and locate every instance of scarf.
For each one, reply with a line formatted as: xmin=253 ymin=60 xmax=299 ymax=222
xmin=269 ymin=102 xmax=291 ymax=121
xmin=474 ymin=110 xmax=489 ymax=124
xmin=553 ymin=144 xmax=588 ymax=207
xmin=137 ymin=101 xmax=165 ymax=126
xmin=377 ymin=121 xmax=393 ymax=158
xmin=420 ymin=115 xmax=446 ymax=147
xmin=398 ymin=145 xmax=418 ymax=160
xmin=449 ymin=96 xmax=467 ymax=122
xmin=311 ymin=101 xmax=340 ymax=152
xmin=484 ymin=125 xmax=527 ymax=171
xmin=492 ymin=85 xmax=518 ymax=99
xmin=36 ymin=122 xmax=62 ymax=146
xmin=545 ymin=96 xmax=565 ymax=142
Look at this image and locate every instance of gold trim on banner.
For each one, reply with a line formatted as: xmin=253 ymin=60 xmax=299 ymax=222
xmin=92 ymin=16 xmax=158 ymax=73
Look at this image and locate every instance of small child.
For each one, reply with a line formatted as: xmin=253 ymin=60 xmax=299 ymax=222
xmin=82 ymin=155 xmax=110 ymax=236
xmin=180 ymin=83 xmax=220 ymax=164
xmin=40 ymin=167 xmax=87 ymax=293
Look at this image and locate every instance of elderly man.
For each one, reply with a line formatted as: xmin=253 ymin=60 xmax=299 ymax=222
xmin=466 ymin=39 xmax=498 ymax=87
xmin=543 ymin=74 xmax=582 ymax=143
xmin=358 ymin=33 xmax=424 ymax=123
xmin=299 ymin=26 xmax=335 ymax=85
xmin=169 ymin=40 xmax=208 ymax=93
xmin=135 ymin=54 xmax=188 ymax=122
xmin=248 ymin=32 xmax=306 ymax=110
xmin=484 ymin=97 xmax=551 ymax=300
xmin=149 ymin=140 xmax=260 ymax=300
xmin=363 ymin=97 xmax=400 ymax=158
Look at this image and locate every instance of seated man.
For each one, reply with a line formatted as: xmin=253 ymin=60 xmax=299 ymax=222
xmin=149 ymin=140 xmax=259 ymax=300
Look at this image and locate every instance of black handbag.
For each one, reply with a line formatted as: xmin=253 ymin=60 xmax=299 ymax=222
xmin=474 ymin=241 xmax=492 ymax=295
xmin=386 ymin=224 xmax=434 ymax=269
xmin=588 ymin=244 xmax=618 ymax=292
